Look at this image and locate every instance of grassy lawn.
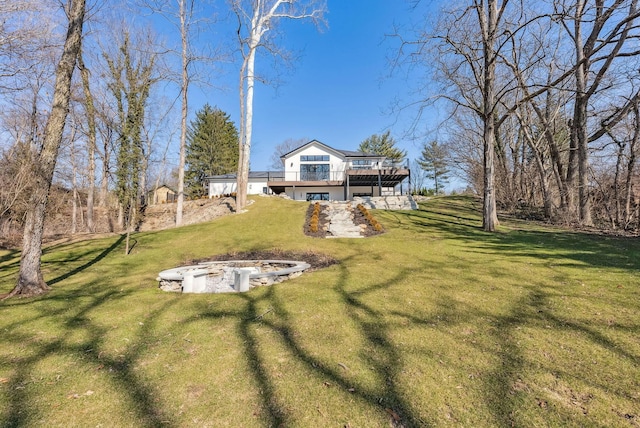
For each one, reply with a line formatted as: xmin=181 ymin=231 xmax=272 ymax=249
xmin=1 ymin=195 xmax=639 ymax=427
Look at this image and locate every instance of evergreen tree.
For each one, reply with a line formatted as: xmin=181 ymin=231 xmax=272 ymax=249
xmin=418 ymin=140 xmax=450 ymax=194
xmin=358 ymin=130 xmax=406 ymax=164
xmin=185 ymin=105 xmax=239 ymax=197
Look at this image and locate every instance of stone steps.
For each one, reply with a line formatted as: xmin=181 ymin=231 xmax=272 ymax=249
xmin=322 ymin=202 xmax=364 ymax=238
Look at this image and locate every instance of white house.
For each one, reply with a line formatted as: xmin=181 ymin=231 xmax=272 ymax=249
xmin=207 ymin=171 xmax=284 ymax=197
xmin=207 ymin=140 xmax=410 ymax=201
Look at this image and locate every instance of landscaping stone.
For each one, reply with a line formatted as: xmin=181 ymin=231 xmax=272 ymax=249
xmin=353 ymin=195 xmax=417 ymax=210
xmin=324 ymin=202 xmax=363 ymax=238
xmin=157 ymin=260 xmax=311 ymax=293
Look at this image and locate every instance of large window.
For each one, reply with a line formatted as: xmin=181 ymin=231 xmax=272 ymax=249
xmin=300 ymin=163 xmax=330 ymax=181
xmin=351 ymin=159 xmax=372 ymax=169
xmin=301 ymin=155 xmax=329 ymax=162
xmin=306 ymin=193 xmax=329 ymax=201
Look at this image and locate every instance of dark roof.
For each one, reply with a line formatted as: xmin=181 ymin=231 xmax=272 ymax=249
xmin=336 ymin=149 xmax=380 ymax=157
xmin=280 ymin=140 xmax=382 ymax=160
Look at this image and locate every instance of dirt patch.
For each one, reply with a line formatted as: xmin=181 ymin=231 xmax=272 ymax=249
xmin=139 ymin=197 xmax=235 ymax=231
xmin=188 ymin=249 xmax=339 ymax=272
xmin=0 ymin=198 xmax=236 ymax=250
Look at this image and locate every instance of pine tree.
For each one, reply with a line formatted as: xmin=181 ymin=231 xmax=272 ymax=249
xmin=418 ymin=141 xmax=450 ymax=194
xmin=185 ymin=105 xmax=239 ymax=197
xmin=358 ymin=130 xmax=406 ymax=164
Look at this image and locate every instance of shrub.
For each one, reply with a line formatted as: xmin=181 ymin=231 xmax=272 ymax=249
xmin=356 ymin=203 xmax=384 ymax=232
xmin=307 ymin=201 xmax=323 ymax=234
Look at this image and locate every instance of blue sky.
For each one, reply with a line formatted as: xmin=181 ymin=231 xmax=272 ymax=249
xmin=184 ymin=1 xmax=435 ymax=172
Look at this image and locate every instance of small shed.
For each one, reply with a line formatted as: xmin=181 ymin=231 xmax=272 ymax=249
xmin=148 ymin=185 xmax=177 ymax=205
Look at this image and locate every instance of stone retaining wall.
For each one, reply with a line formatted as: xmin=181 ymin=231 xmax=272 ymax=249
xmin=352 ymin=196 xmax=417 ymax=210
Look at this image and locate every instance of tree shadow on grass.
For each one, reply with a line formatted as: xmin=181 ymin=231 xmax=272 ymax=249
xmin=47 ymin=235 xmax=125 ymax=286
xmin=385 ymin=204 xmax=640 ymax=273
xmin=0 ymin=249 xmax=19 ymax=265
xmin=482 ymin=280 xmax=640 ymax=425
xmin=219 ymin=256 xmax=430 ymax=427
xmin=1 ymin=283 xmax=181 ymax=427
xmin=3 ymin=196 xmax=638 ymax=426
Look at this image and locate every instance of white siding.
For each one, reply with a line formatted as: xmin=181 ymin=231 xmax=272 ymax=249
xmin=282 ymin=186 xmax=345 ymax=201
xmin=209 ymin=178 xmax=271 ymax=197
xmin=209 ymin=180 xmax=237 ymax=197
xmin=247 ymin=179 xmax=269 ymax=195
xmin=284 ymin=142 xmax=346 ymax=181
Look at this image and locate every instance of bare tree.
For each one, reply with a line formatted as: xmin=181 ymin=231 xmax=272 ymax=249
xmin=0 ymin=142 xmax=35 ymax=235
xmin=557 ymin=0 xmax=640 ymax=225
xmin=269 ymin=137 xmax=307 ymax=170
xmin=6 ymin=0 xmax=86 ymax=298
xmin=422 ymin=0 xmax=515 ymax=230
xmin=77 ymin=40 xmax=97 ymax=231
xmin=140 ymin=0 xmax=197 ymax=225
xmin=176 ymin=0 xmax=191 ymax=225
xmin=231 ymin=0 xmax=325 ymax=211
xmin=0 ymin=1 xmax=55 ymax=91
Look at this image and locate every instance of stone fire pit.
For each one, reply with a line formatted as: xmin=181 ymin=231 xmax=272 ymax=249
xmin=157 ymin=260 xmax=311 ymax=293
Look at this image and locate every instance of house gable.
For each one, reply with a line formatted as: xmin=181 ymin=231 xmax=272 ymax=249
xmin=281 ymin=139 xmax=346 ymax=161
xmin=280 ymin=140 xmax=346 ymax=182
xmin=280 ymin=140 xmax=386 ymax=182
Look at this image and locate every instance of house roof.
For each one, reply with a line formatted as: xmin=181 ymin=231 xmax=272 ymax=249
xmin=337 ymin=148 xmax=381 ymax=158
xmin=280 ymin=140 xmax=383 ymax=160
xmin=148 ymin=184 xmax=176 ymax=194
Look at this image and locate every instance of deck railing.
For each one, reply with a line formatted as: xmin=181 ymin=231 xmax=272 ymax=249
xmin=266 ymin=165 xmax=410 ymax=183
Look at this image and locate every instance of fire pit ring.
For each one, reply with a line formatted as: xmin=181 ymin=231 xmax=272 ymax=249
xmin=157 ymin=260 xmax=311 ymax=293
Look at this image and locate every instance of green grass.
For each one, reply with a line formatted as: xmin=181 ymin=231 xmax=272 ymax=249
xmin=1 ymin=195 xmax=639 ymax=427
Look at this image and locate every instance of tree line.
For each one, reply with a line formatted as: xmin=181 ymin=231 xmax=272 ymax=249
xmin=397 ymin=0 xmax=640 ymax=231
xmin=0 ymin=0 xmax=325 ymax=297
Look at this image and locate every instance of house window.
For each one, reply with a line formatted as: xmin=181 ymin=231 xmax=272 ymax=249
xmin=301 ymin=155 xmax=329 ymax=162
xmin=300 ymin=163 xmax=330 ymax=181
xmin=351 ymin=159 xmax=372 ymax=169
xmin=306 ymin=193 xmax=329 ymax=201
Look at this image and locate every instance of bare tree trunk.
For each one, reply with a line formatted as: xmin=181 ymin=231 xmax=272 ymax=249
xmin=72 ymin=188 xmax=78 ymax=233
xmin=176 ymin=0 xmax=189 ymax=226
xmin=124 ymin=195 xmax=134 ymax=255
xmin=99 ymin=129 xmax=110 ymax=207
xmin=71 ymin=137 xmax=79 ymax=233
xmin=624 ymin=99 xmax=639 ymax=226
xmin=568 ymin=0 xmax=639 ymax=225
xmin=613 ymin=140 xmax=624 ymax=227
xmin=478 ymin=0 xmax=500 ymax=231
xmin=515 ymin=106 xmax=554 ymax=218
xmin=6 ymin=0 xmax=86 ymax=299
xmin=233 ymin=0 xmax=325 ymax=211
xmin=236 ymin=42 xmax=256 ymax=211
xmin=78 ymin=44 xmax=96 ymax=231
xmin=574 ymin=66 xmax=592 ymax=225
